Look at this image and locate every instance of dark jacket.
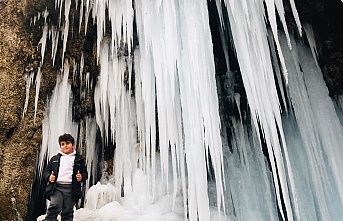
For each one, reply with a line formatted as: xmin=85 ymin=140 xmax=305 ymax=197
xmin=43 ymin=153 xmax=88 ymax=201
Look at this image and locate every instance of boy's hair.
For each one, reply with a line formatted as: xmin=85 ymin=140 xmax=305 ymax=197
xmin=58 ymin=133 xmax=75 ymax=145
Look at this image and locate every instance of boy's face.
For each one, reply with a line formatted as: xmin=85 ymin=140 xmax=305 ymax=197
xmin=60 ymin=141 xmax=75 ymax=155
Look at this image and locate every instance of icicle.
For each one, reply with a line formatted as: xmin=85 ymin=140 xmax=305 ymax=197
xmin=50 ymin=26 xmax=60 ymax=66
xmin=85 ymin=116 xmax=98 ymax=191
xmin=72 ymin=58 xmax=77 ymax=81
xmin=92 ymin=37 xmax=139 ymax=198
xmin=133 ymin=49 xmax=147 ymax=172
xmin=80 ymin=53 xmax=84 ymax=76
xmin=213 ymin=0 xmax=233 ymax=75
xmin=56 ymin=0 xmax=63 ymax=26
xmin=75 ymin=0 xmax=79 ymax=10
xmin=22 ymin=72 xmax=35 ymax=119
xmin=303 ymin=23 xmax=320 ymax=68
xmin=267 ymin=29 xmax=289 ymax=113
xmin=33 ymin=68 xmax=42 ymax=124
xmin=264 ymin=0 xmax=289 ymax=83
xmin=288 ymin=0 xmax=302 ymax=36
xmin=85 ymin=72 xmax=91 ymax=91
xmin=61 ymin=0 xmax=72 ymax=65
xmin=79 ymin=0 xmax=84 ymax=33
xmin=38 ymin=21 xmax=48 ymax=66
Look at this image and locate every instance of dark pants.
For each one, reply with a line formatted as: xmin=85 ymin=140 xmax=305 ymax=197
xmin=45 ymin=184 xmax=76 ymax=221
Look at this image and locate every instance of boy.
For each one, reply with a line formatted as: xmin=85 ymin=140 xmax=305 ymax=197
xmin=43 ymin=133 xmax=88 ymax=221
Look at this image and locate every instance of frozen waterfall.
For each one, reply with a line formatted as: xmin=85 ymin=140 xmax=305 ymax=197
xmin=25 ymin=0 xmax=343 ymax=220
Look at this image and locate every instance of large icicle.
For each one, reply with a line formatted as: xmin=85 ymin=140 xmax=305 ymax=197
xmin=177 ymin=0 xmax=225 ymax=219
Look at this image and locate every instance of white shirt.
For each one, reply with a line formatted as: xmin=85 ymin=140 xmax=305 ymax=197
xmin=56 ymin=151 xmax=76 ymax=184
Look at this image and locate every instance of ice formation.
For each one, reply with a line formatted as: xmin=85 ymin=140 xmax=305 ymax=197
xmin=27 ymin=0 xmax=343 ymax=220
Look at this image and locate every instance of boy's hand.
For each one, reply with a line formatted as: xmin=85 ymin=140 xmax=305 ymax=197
xmin=49 ymin=171 xmax=56 ymax=182
xmin=76 ymin=170 xmax=82 ymax=182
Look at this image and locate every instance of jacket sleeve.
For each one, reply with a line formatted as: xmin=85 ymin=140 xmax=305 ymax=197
xmin=80 ymin=158 xmax=88 ymax=182
xmin=43 ymin=158 xmax=53 ymax=182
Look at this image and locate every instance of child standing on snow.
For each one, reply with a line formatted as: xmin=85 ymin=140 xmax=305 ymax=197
xmin=43 ymin=133 xmax=88 ymax=221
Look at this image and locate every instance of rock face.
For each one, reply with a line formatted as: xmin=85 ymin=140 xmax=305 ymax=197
xmin=0 ymin=1 xmax=35 ymax=219
xmin=0 ymin=0 xmax=56 ymax=220
xmin=0 ymin=0 xmax=342 ymax=220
